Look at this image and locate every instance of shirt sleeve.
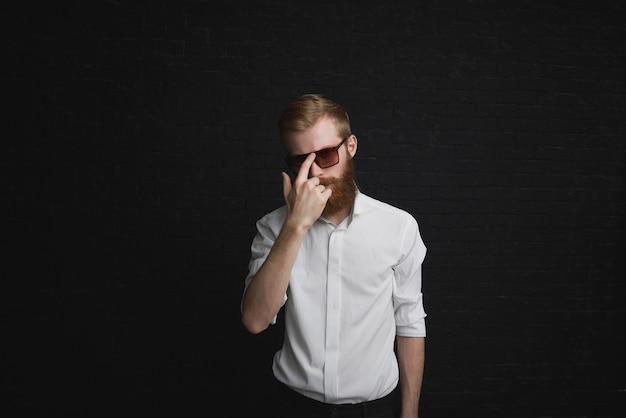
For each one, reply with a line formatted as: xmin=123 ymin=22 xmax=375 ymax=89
xmin=241 ymin=212 xmax=288 ymax=325
xmin=392 ymin=215 xmax=427 ymax=337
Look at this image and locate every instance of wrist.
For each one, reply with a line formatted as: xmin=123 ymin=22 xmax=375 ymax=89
xmin=282 ymin=217 xmax=312 ymax=236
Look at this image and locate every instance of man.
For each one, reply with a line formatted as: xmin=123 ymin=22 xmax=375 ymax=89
xmin=241 ymin=94 xmax=427 ymax=418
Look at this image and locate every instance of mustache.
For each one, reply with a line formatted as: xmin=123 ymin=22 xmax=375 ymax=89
xmin=319 ymin=177 xmax=339 ymax=187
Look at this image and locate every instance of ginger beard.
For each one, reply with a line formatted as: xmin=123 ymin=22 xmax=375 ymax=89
xmin=319 ymin=157 xmax=357 ymax=219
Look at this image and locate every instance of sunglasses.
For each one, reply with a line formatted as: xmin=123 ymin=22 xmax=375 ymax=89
xmin=284 ymin=136 xmax=349 ymax=173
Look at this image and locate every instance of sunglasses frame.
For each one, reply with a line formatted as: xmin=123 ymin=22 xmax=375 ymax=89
xmin=284 ymin=136 xmax=349 ymax=173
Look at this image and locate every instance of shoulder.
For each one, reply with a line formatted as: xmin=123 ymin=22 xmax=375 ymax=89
xmin=257 ymin=205 xmax=288 ymax=228
xmin=355 ymin=192 xmax=417 ymax=224
xmin=354 ymin=193 xmax=425 ymax=251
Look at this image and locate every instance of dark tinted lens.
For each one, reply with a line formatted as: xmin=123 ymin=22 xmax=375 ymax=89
xmin=285 ymin=142 xmax=342 ymax=173
xmin=285 ymin=154 xmax=307 ymax=172
xmin=315 ymin=148 xmax=339 ymax=168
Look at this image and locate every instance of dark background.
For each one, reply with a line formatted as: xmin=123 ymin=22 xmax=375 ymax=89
xmin=4 ymin=1 xmax=625 ymax=417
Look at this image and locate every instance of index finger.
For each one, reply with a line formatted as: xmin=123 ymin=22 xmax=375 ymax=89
xmin=295 ymin=152 xmax=316 ymax=182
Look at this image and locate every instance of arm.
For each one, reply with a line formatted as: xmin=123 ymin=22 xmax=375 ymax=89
xmin=396 ymin=336 xmax=425 ymax=418
xmin=241 ymin=153 xmax=331 ymax=334
xmin=241 ymin=215 xmax=306 ymax=334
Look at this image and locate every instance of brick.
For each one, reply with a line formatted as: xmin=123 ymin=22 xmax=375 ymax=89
xmin=5 ymin=2 xmax=624 ymax=416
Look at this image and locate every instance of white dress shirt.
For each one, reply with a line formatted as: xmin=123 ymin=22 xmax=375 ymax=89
xmin=244 ymin=192 xmax=427 ymax=404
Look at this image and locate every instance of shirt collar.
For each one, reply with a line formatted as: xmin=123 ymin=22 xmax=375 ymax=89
xmin=345 ymin=189 xmax=372 ymax=227
xmin=352 ymin=189 xmax=364 ymax=217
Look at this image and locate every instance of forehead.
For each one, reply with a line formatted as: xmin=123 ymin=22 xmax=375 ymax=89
xmin=284 ymin=116 xmax=341 ymax=154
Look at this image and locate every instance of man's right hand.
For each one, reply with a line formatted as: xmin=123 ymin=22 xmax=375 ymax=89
xmin=282 ymin=153 xmax=332 ymax=230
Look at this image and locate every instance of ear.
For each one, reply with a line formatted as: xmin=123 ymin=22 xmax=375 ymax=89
xmin=347 ymin=134 xmax=358 ymax=158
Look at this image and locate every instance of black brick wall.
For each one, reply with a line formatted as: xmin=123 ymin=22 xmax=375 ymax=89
xmin=5 ymin=1 xmax=624 ymax=417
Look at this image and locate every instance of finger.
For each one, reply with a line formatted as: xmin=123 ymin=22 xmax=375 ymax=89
xmin=282 ymin=172 xmax=292 ymax=201
xmin=295 ymin=153 xmax=316 ymax=183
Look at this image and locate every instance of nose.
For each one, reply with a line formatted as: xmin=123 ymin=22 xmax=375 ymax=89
xmin=308 ymin=160 xmax=324 ymax=177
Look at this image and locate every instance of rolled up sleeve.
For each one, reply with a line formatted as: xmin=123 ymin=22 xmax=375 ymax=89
xmin=393 ymin=217 xmax=427 ymax=337
xmin=242 ymin=210 xmax=288 ymax=325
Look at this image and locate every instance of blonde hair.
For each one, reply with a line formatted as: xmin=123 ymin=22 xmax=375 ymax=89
xmin=278 ymin=94 xmax=352 ymax=144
